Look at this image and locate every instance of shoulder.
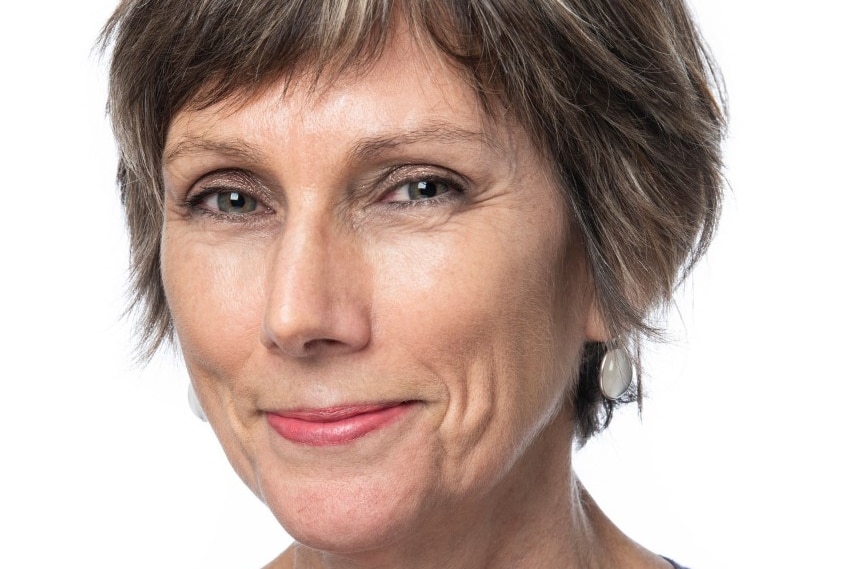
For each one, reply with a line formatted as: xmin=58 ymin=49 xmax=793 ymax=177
xmin=261 ymin=549 xmax=293 ymax=569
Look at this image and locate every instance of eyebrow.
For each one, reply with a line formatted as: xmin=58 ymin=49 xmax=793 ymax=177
xmin=347 ymin=123 xmax=506 ymax=164
xmin=164 ymin=137 xmax=266 ymax=166
xmin=164 ymin=123 xmax=505 ymax=166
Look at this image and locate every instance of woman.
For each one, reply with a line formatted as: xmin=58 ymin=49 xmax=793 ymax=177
xmin=100 ymin=0 xmax=725 ymax=567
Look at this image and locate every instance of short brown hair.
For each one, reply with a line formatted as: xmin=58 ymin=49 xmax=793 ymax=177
xmin=100 ymin=0 xmax=725 ymax=442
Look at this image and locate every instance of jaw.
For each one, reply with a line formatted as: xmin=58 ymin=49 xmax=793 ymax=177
xmin=269 ymin=407 xmax=587 ymax=569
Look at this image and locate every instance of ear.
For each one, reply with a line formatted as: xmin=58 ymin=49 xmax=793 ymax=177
xmin=584 ymin=298 xmax=610 ymax=343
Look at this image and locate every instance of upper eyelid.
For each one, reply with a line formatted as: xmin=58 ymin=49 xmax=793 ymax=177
xmin=374 ymin=164 xmax=470 ymax=193
xmin=196 ymin=168 xmax=261 ymax=190
xmin=188 ymin=169 xmax=274 ymax=202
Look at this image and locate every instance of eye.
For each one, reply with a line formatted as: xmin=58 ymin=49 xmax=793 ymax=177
xmin=385 ymin=179 xmax=453 ymax=202
xmin=201 ymin=189 xmax=259 ymax=214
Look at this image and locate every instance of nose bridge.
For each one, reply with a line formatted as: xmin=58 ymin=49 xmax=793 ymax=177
xmin=262 ymin=204 xmax=371 ymax=357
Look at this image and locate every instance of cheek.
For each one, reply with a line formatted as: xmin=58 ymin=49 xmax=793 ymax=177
xmin=380 ymin=215 xmax=575 ymax=362
xmin=369 ymin=216 xmax=584 ymax=470
xmin=161 ymin=230 xmax=267 ymax=377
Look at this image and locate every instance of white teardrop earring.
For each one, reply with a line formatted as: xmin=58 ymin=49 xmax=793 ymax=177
xmin=599 ymin=346 xmax=634 ymax=401
xmin=188 ymin=384 xmax=208 ymax=422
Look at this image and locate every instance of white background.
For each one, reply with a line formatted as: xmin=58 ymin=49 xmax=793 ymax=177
xmin=1 ymin=1 xmax=851 ymax=567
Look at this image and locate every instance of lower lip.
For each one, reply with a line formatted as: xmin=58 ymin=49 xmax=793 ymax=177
xmin=267 ymin=403 xmax=413 ymax=446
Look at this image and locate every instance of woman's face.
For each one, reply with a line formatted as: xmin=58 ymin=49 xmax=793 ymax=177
xmin=162 ymin=30 xmax=602 ymax=553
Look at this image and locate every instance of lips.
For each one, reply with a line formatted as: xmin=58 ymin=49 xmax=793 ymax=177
xmin=267 ymin=402 xmax=414 ymax=446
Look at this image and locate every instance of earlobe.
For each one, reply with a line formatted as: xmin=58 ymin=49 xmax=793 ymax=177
xmin=584 ymin=300 xmax=610 ymax=343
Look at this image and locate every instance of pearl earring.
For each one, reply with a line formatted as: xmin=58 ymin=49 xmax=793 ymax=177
xmin=599 ymin=346 xmax=634 ymax=401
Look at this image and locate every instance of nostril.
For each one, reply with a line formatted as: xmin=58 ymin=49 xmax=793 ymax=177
xmin=302 ymin=338 xmax=338 ymax=353
xmin=261 ymin=306 xmax=372 ymax=358
xmin=283 ymin=336 xmax=367 ymax=358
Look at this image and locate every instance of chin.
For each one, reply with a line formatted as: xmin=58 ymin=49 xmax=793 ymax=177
xmin=249 ymin=428 xmax=442 ymax=555
xmin=260 ymin=465 xmax=432 ymax=554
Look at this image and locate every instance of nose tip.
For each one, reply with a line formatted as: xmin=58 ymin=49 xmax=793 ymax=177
xmin=260 ymin=228 xmax=371 ymax=359
xmin=262 ymin=304 xmax=371 ymax=358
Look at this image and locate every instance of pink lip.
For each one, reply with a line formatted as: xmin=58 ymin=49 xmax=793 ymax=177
xmin=267 ymin=402 xmax=414 ymax=446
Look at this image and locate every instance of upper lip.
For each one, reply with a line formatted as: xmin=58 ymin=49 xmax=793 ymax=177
xmin=268 ymin=402 xmax=412 ymax=422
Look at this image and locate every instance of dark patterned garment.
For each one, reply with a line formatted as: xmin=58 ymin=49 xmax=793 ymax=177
xmin=662 ymin=557 xmax=690 ymax=569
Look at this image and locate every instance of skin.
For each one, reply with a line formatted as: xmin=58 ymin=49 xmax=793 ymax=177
xmin=161 ymin=26 xmax=670 ymax=569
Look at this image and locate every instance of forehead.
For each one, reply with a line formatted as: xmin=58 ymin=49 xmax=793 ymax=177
xmin=164 ymin=28 xmax=516 ymax=167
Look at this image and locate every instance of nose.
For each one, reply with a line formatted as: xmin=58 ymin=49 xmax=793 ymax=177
xmin=261 ymin=218 xmax=371 ymax=359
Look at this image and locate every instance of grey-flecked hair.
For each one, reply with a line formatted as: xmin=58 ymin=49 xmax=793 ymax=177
xmin=99 ymin=0 xmax=726 ymax=443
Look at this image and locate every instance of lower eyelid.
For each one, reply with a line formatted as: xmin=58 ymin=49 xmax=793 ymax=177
xmin=382 ymin=190 xmax=459 ymax=211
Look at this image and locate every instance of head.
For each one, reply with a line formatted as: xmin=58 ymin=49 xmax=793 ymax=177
xmin=101 ymin=0 xmax=724 ymax=553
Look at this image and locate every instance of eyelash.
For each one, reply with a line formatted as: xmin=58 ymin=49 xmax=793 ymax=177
xmin=185 ymin=186 xmax=269 ymax=222
xmin=182 ymin=168 xmax=467 ymax=220
xmin=380 ymin=174 xmax=465 ymax=209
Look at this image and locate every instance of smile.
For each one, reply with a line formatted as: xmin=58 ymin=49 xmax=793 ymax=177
xmin=266 ymin=402 xmax=415 ymax=446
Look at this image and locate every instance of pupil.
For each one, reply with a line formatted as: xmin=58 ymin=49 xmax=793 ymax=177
xmin=415 ymin=181 xmax=438 ymax=199
xmin=228 ymin=192 xmax=246 ymax=209
xmin=218 ymin=191 xmax=249 ymax=212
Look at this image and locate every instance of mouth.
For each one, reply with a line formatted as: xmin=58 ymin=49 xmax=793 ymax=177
xmin=266 ymin=402 xmax=416 ymax=446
